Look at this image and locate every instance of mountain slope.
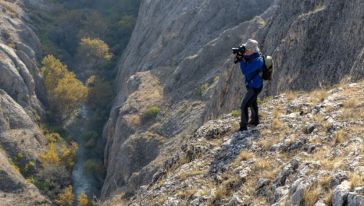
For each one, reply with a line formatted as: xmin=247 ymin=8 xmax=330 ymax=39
xmin=102 ymin=0 xmax=364 ymax=200
xmin=117 ymin=80 xmax=364 ymax=206
xmin=0 ymin=0 xmax=50 ymax=204
xmin=101 ymin=0 xmax=272 ymax=197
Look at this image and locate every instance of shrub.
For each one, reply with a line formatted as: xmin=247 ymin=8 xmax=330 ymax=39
xmin=231 ymin=110 xmax=241 ymax=118
xmin=197 ymin=83 xmax=209 ymax=96
xmin=334 ymin=130 xmax=346 ymax=145
xmin=79 ymin=193 xmax=90 ymax=206
xmin=39 ymin=141 xmax=77 ymax=169
xmin=39 ymin=143 xmax=61 ymax=166
xmin=143 ymin=105 xmax=161 ymax=121
xmin=60 ymin=143 xmax=78 ymax=169
xmin=56 ymin=186 xmax=74 ymax=206
xmin=303 ymin=184 xmax=320 ymax=206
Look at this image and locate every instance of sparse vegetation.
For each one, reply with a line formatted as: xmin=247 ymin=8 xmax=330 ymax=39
xmin=238 ymin=150 xmax=254 ymax=161
xmin=349 ymin=173 xmax=364 ymax=189
xmin=231 ymin=110 xmax=241 ymax=118
xmin=309 ymin=89 xmax=328 ymax=103
xmin=271 ymin=118 xmax=282 ymax=130
xmin=286 ymin=90 xmax=298 ymax=101
xmin=303 ymin=184 xmax=320 ymax=206
xmin=56 ymin=186 xmax=74 ymax=206
xmin=79 ymin=193 xmax=91 ymax=206
xmin=334 ymin=130 xmax=346 ymax=145
xmin=197 ymin=83 xmax=209 ymax=96
xmin=143 ymin=105 xmax=161 ymax=121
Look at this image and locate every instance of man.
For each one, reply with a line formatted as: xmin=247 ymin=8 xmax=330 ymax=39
xmin=237 ymin=39 xmax=264 ymax=131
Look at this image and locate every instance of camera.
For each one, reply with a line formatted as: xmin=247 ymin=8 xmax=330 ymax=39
xmin=232 ymin=46 xmax=246 ymax=55
xmin=232 ymin=45 xmax=245 ymax=64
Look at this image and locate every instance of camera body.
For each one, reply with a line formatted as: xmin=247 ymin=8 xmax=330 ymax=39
xmin=232 ymin=46 xmax=246 ymax=55
xmin=232 ymin=45 xmax=246 ymax=64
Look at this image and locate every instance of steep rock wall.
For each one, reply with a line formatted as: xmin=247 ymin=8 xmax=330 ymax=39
xmin=102 ymin=0 xmax=272 ymax=197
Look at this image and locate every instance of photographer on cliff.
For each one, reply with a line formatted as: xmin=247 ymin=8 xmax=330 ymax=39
xmin=233 ymin=39 xmax=264 ymax=132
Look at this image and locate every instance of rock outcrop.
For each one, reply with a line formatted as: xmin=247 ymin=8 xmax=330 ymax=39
xmin=102 ymin=0 xmax=364 ymax=199
xmin=0 ymin=0 xmax=49 ymax=204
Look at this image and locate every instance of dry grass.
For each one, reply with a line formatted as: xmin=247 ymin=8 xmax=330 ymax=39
xmin=309 ymin=89 xmax=328 ymax=104
xmin=238 ymin=150 xmax=255 ymax=161
xmin=318 ymin=175 xmax=331 ymax=191
xmin=125 ymin=114 xmax=141 ymax=126
xmin=257 ymin=139 xmax=272 ymax=151
xmin=286 ymin=90 xmax=298 ymax=101
xmin=344 ymin=97 xmax=360 ymax=108
xmin=177 ymin=188 xmax=198 ymax=200
xmin=320 ymin=156 xmax=344 ymax=170
xmin=261 ymin=167 xmax=280 ymax=180
xmin=177 ymin=169 xmax=207 ymax=180
xmin=339 ymin=108 xmax=357 ymax=120
xmin=350 ymin=173 xmax=364 ymax=189
xmin=334 ymin=130 xmax=346 ymax=145
xmin=323 ymin=190 xmax=333 ymax=205
xmin=254 ymin=159 xmax=271 ymax=171
xmin=303 ymin=184 xmax=320 ymax=206
xmin=271 ymin=118 xmax=283 ymax=130
xmin=0 ymin=1 xmax=18 ymax=18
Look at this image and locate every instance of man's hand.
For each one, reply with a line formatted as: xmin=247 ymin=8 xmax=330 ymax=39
xmin=234 ymin=54 xmax=243 ymax=64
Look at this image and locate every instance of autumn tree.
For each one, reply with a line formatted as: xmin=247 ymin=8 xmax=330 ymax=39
xmin=76 ymin=38 xmax=112 ymax=78
xmin=56 ymin=186 xmax=74 ymax=206
xmin=79 ymin=192 xmax=91 ymax=206
xmin=41 ymin=55 xmax=88 ymax=119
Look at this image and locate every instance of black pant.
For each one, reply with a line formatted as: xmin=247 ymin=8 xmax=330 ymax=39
xmin=240 ymin=87 xmax=262 ymax=129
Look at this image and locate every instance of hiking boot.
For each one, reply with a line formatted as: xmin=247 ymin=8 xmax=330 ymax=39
xmin=239 ymin=125 xmax=248 ymax=132
xmin=248 ymin=121 xmax=259 ymax=127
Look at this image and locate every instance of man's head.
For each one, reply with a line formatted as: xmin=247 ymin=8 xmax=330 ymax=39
xmin=242 ymin=39 xmax=260 ymax=55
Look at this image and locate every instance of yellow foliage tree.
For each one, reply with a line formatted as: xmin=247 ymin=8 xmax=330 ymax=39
xmin=39 ymin=143 xmax=61 ymax=166
xmin=41 ymin=55 xmax=88 ymax=117
xmin=79 ymin=38 xmax=112 ymax=62
xmin=77 ymin=37 xmax=112 ymax=75
xmin=56 ymin=186 xmax=74 ymax=206
xmin=60 ymin=142 xmax=78 ymax=169
xmin=79 ymin=192 xmax=90 ymax=206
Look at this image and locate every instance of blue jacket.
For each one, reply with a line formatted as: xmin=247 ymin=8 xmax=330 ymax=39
xmin=239 ymin=52 xmax=264 ymax=89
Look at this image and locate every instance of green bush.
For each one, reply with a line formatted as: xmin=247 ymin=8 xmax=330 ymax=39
xmin=231 ymin=110 xmax=241 ymax=118
xmin=197 ymin=83 xmax=209 ymax=96
xmin=143 ymin=106 xmax=161 ymax=121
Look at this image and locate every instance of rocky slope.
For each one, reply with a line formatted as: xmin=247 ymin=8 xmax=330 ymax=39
xmin=0 ymin=0 xmax=49 ymax=205
xmin=101 ymin=0 xmax=273 ymax=197
xmin=101 ymin=0 xmax=274 ymax=197
xmin=108 ymin=80 xmax=364 ymax=206
xmin=102 ymin=0 xmax=364 ymax=200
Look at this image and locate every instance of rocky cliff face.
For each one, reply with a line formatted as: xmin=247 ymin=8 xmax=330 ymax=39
xmin=257 ymin=0 xmax=364 ymax=93
xmin=0 ymin=0 xmax=49 ymax=205
xmin=102 ymin=0 xmax=364 ymax=200
xmin=102 ymin=0 xmax=272 ymax=197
